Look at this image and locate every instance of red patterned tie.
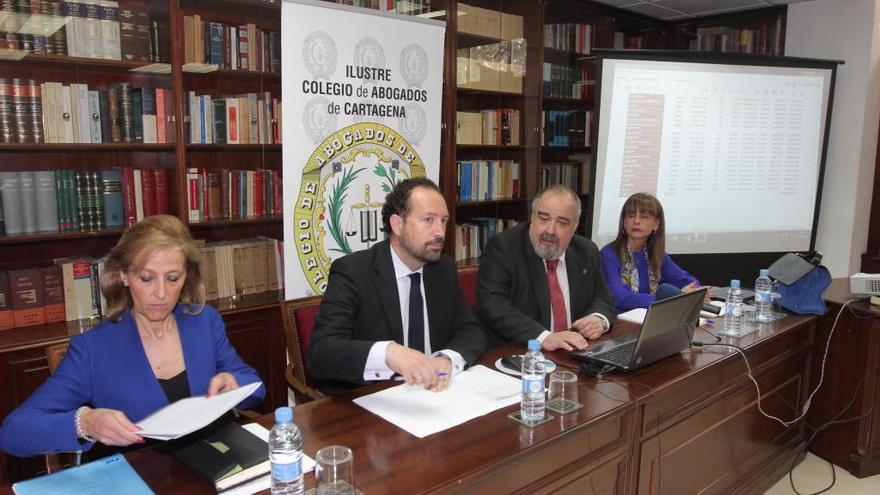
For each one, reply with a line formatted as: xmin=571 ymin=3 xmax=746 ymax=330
xmin=545 ymin=259 xmax=568 ymax=331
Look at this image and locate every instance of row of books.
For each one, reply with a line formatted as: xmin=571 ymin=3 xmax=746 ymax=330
xmin=182 ymin=15 xmax=280 ymax=73
xmin=185 ymin=168 xmax=281 ymax=223
xmin=457 ymin=3 xmax=523 ymax=41
xmin=333 ymin=0 xmax=433 ymax=15
xmin=187 ymin=91 xmax=280 ymax=145
xmin=613 ymin=31 xmax=650 ymax=50
xmin=0 ymin=79 xmax=175 ymax=144
xmin=0 ymin=168 xmax=170 ymax=236
xmin=454 ymin=218 xmax=518 ymax=261
xmin=0 ymin=236 xmax=285 ymax=329
xmin=542 ymin=63 xmax=591 ymax=100
xmin=0 ymin=1 xmax=163 ymax=62
xmin=456 ymin=160 xmax=520 ymax=203
xmin=544 ymin=23 xmax=593 ymax=54
xmin=455 ymin=109 xmax=521 ymax=146
xmin=689 ymin=22 xmax=783 ymax=56
xmin=541 ymin=162 xmax=581 ymax=192
xmin=542 ymin=110 xmax=591 ymax=148
xmin=456 ymin=40 xmax=526 ymax=94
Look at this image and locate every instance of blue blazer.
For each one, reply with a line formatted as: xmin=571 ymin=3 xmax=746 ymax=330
xmin=0 ymin=305 xmax=265 ymax=457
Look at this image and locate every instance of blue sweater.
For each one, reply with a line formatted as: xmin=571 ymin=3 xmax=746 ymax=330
xmin=600 ymin=244 xmax=699 ymax=314
xmin=0 ymin=305 xmax=264 ymax=457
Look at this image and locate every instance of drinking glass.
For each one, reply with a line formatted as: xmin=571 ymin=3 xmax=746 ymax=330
xmin=315 ymin=445 xmax=354 ymax=495
xmin=546 ymin=370 xmax=579 ymax=414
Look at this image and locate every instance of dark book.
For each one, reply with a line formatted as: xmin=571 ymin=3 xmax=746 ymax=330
xmin=171 ymin=421 xmax=269 ymax=492
xmin=39 ymin=265 xmax=64 ymax=323
xmin=206 ymin=171 xmax=220 ymax=221
xmin=268 ymin=31 xmax=280 ymax=73
xmin=119 ymin=7 xmax=149 ymax=61
xmin=0 ymin=270 xmax=12 ymax=330
xmin=88 ymin=170 xmax=103 ymax=230
xmin=207 ymin=21 xmax=222 ymax=66
xmin=120 ymin=166 xmax=135 ymax=226
xmin=211 ymin=98 xmax=226 ymax=144
xmin=18 ymin=171 xmax=37 ymax=234
xmin=65 ymin=169 xmax=79 ymax=232
xmin=9 ymin=268 xmax=45 ymax=328
xmin=140 ymin=86 xmax=156 ymax=143
xmin=117 ymin=82 xmax=133 ymax=143
xmin=75 ymin=171 xmax=90 ymax=231
xmin=101 ymin=168 xmax=123 ymax=227
xmin=0 ymin=78 xmax=12 ymax=143
xmin=149 ymin=18 xmax=159 ymax=62
xmin=140 ymin=166 xmax=155 ymax=217
xmin=11 ymin=79 xmax=30 ymax=143
xmin=47 ymin=0 xmax=66 ymax=56
xmin=105 ymin=85 xmax=121 ymax=143
xmin=152 ymin=168 xmax=168 ymax=215
xmin=26 ymin=79 xmax=43 ymax=143
xmin=131 ymin=86 xmax=143 ymax=143
xmin=54 ymin=169 xmax=69 ymax=231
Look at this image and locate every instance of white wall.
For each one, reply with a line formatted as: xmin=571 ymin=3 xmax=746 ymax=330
xmin=786 ymin=0 xmax=880 ymax=277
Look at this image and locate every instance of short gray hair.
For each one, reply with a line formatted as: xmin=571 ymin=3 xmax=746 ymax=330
xmin=531 ymin=184 xmax=582 ymax=220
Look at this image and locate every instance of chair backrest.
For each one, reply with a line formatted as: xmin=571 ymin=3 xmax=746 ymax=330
xmin=457 ymin=265 xmax=479 ymax=308
xmin=282 ymin=295 xmax=324 ymax=397
xmin=45 ymin=342 xmax=69 ymax=374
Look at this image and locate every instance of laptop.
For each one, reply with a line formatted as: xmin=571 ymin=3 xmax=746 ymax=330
xmin=569 ymin=288 xmax=707 ymax=372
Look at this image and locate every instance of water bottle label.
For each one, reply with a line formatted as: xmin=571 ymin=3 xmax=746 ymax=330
xmin=270 ymin=455 xmax=302 ymax=482
xmin=522 ymin=377 xmax=544 ymax=394
xmin=755 ymin=292 xmax=771 ymax=304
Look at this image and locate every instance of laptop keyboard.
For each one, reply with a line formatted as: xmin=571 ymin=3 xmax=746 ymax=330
xmin=594 ymin=340 xmax=637 ymax=364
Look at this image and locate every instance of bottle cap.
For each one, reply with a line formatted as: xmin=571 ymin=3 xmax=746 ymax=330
xmin=527 ymin=339 xmax=540 ymax=351
xmin=275 ymin=406 xmax=293 ymax=423
xmin=730 ymin=279 xmax=741 ymax=288
xmin=760 ymin=269 xmax=769 ymax=277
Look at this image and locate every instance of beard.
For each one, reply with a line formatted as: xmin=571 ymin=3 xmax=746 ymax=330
xmin=402 ymin=235 xmax=444 ymax=264
xmin=532 ymin=233 xmax=563 ymax=260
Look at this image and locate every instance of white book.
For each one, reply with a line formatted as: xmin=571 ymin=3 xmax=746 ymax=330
xmin=81 ymin=0 xmax=103 ymax=59
xmin=188 ymin=90 xmax=198 ymax=144
xmin=40 ymin=83 xmax=56 ymax=143
xmin=98 ymin=0 xmax=121 ymax=60
xmin=247 ymin=93 xmax=258 ymax=143
xmin=88 ymin=90 xmax=102 ymax=143
xmin=132 ymin=168 xmax=144 ymax=221
xmin=64 ymin=0 xmax=82 ymax=57
xmin=74 ymin=83 xmax=91 ymax=144
xmin=226 ymin=97 xmax=240 ymax=144
xmin=60 ymin=85 xmax=74 ymax=143
xmin=142 ymin=115 xmax=157 ymax=143
xmin=203 ymin=95 xmax=213 ymax=144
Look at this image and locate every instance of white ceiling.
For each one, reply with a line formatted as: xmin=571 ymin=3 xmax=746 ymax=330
xmin=589 ymin=0 xmax=815 ymax=20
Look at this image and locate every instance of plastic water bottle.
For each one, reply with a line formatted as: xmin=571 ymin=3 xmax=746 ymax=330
xmin=269 ymin=406 xmax=304 ymax=495
xmin=754 ymin=269 xmax=774 ymax=322
xmin=721 ymin=279 xmax=744 ymax=336
xmin=521 ymin=339 xmax=546 ymax=423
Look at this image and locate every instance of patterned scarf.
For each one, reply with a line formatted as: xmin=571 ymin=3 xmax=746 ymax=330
xmin=618 ymin=244 xmax=659 ymax=295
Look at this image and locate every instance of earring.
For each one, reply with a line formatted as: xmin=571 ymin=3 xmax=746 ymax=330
xmin=123 ymin=281 xmax=129 ymax=287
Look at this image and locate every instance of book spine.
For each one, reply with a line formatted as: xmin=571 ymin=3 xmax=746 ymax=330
xmin=16 ymin=0 xmax=33 ymax=53
xmin=87 ymin=89 xmax=101 ymax=143
xmin=140 ymin=86 xmax=156 ymax=144
xmin=141 ymin=166 xmax=156 ymax=217
xmin=30 ymin=0 xmax=46 ymax=54
xmin=120 ymin=166 xmax=135 ymax=225
xmin=0 ymin=2 xmax=19 ymax=51
xmin=90 ymin=170 xmax=103 ymax=230
xmin=98 ymin=0 xmax=120 ymax=60
xmin=65 ymin=169 xmax=79 ymax=231
xmin=54 ymin=169 xmax=68 ymax=231
xmin=0 ymin=271 xmax=12 ymax=330
xmin=40 ymin=265 xmax=65 ymax=323
xmin=0 ymin=78 xmax=12 ymax=143
xmin=75 ymin=171 xmax=89 ymax=231
xmin=82 ymin=0 xmax=102 ymax=58
xmin=149 ymin=18 xmax=159 ymax=62
xmin=34 ymin=170 xmax=59 ymax=232
xmin=152 ymin=168 xmax=168 ymax=215
xmin=130 ymin=86 xmax=142 ymax=143
xmin=132 ymin=168 xmax=143 ymax=221
xmin=101 ymin=168 xmax=123 ymax=227
xmin=117 ymin=82 xmax=133 ymax=143
xmin=154 ymin=87 xmax=165 ymax=144
xmin=9 ymin=268 xmax=45 ymax=328
xmin=48 ymin=0 xmax=67 ymax=55
xmin=211 ymin=98 xmax=225 ymax=144
xmin=18 ymin=171 xmax=38 ymax=234
xmin=0 ymin=171 xmax=22 ymax=235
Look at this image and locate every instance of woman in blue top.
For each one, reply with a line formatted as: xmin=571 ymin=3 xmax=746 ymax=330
xmin=0 ymin=215 xmax=264 ymax=457
xmin=600 ymin=193 xmax=701 ymax=313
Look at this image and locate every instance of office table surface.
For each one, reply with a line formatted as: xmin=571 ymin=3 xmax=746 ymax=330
xmin=1 ymin=313 xmax=816 ymax=494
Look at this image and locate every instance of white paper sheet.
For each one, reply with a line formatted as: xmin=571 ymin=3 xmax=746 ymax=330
xmin=352 ymin=365 xmax=521 ymax=438
xmin=137 ymin=382 xmax=262 ymax=440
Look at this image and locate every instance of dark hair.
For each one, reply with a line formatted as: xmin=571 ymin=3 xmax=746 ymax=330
xmin=381 ymin=177 xmax=441 ymax=233
xmin=610 ymin=193 xmax=666 ymax=276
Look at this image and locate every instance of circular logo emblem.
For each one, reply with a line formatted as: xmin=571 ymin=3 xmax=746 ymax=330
xmin=353 ymin=38 xmax=385 ymax=83
xmin=302 ymin=97 xmax=338 ymax=144
xmin=399 ymin=43 xmax=428 ymax=88
xmin=294 ymin=123 xmax=426 ymax=294
xmin=302 ymin=31 xmax=337 ymax=79
xmin=398 ymin=104 xmax=427 ymax=145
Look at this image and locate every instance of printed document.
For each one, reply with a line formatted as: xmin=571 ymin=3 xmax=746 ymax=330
xmin=353 ymin=365 xmax=521 ymax=438
xmin=137 ymin=382 xmax=262 ymax=440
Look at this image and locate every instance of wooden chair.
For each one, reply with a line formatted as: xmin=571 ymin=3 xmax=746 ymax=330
xmin=43 ymin=342 xmax=82 ymax=474
xmin=281 ymin=296 xmax=327 ymax=404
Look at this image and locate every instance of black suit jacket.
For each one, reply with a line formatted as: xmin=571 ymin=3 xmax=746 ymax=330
xmin=475 ymin=222 xmax=616 ymax=347
xmin=307 ymin=240 xmax=487 ymax=395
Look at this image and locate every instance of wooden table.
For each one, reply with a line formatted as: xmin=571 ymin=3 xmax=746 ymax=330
xmin=0 ymin=313 xmax=817 ymax=494
xmin=46 ymin=312 xmax=815 ymax=495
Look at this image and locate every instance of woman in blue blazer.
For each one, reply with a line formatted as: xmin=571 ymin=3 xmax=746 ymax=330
xmin=0 ymin=215 xmax=264 ymax=457
xmin=600 ymin=193 xmax=703 ymax=313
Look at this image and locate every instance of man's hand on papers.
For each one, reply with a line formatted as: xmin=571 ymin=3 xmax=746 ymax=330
xmin=542 ymin=330 xmax=589 ymax=352
xmin=386 ymin=342 xmax=442 ymax=391
xmin=80 ymin=407 xmax=144 ymax=446
xmin=429 ymin=356 xmax=452 ymax=392
xmin=207 ymin=372 xmax=240 ymax=398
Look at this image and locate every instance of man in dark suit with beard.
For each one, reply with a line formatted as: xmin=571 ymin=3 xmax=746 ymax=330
xmin=308 ymin=178 xmax=487 ymax=396
xmin=475 ymin=185 xmax=616 ymax=351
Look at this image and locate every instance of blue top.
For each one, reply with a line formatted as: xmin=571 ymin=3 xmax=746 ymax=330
xmin=599 ymin=243 xmax=699 ymax=314
xmin=0 ymin=305 xmax=264 ymax=457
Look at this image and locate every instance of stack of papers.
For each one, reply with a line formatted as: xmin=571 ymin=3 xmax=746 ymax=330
xmin=137 ymin=382 xmax=262 ymax=440
xmin=12 ymin=453 xmax=152 ymax=495
xmin=353 ymin=365 xmax=521 ymax=438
